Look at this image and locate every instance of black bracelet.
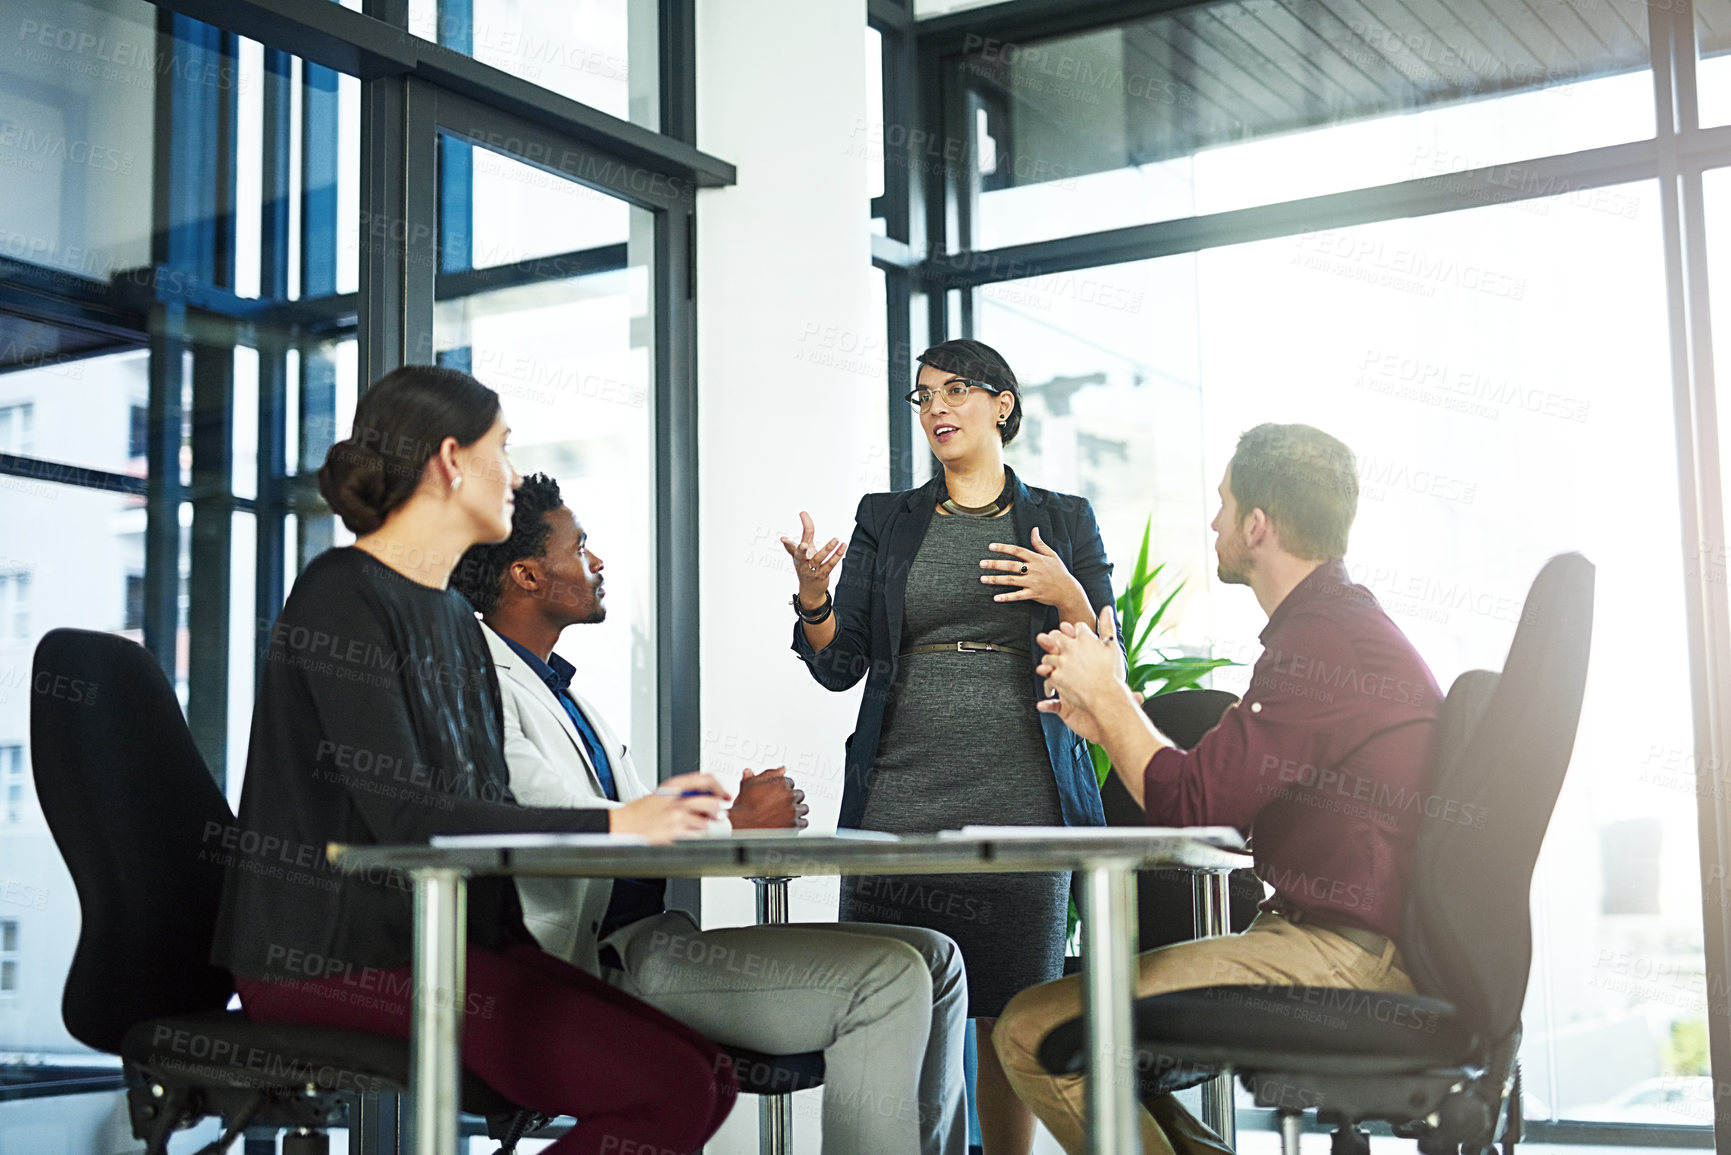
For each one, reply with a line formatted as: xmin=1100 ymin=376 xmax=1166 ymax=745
xmin=792 ymin=591 xmax=833 ymax=624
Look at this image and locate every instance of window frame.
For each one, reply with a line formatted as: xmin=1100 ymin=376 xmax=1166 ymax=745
xmin=0 ymin=0 xmax=728 ymax=793
xmin=875 ymin=1 xmax=1731 ymax=1148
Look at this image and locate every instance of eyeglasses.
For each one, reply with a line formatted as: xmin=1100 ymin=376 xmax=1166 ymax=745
xmin=905 ymin=378 xmax=995 ymax=410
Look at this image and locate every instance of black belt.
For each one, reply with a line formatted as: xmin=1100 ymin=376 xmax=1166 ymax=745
xmin=900 ymin=641 xmax=1029 ymax=658
xmin=1276 ymin=905 xmax=1406 ymax=972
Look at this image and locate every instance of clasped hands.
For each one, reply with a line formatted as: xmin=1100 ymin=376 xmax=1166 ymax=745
xmin=610 ymin=766 xmax=811 ymax=845
xmin=1033 ymin=605 xmax=1133 ymax=747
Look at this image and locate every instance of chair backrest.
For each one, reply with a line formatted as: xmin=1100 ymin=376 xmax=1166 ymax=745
xmin=1099 ymin=690 xmax=1243 ymax=827
xmin=1400 ymin=553 xmax=1595 ymax=1048
xmin=1142 ymin=688 xmax=1242 ymax=752
xmin=30 ymin=628 xmax=235 ymax=1053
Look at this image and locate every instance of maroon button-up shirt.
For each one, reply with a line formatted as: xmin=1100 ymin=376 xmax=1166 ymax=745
xmin=1143 ymin=559 xmax=1443 ymax=940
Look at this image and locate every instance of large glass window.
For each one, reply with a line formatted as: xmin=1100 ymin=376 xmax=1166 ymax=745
xmin=1 ymin=0 xmax=158 ymax=281
xmin=0 ymin=0 xmax=700 ymax=1144
xmin=435 ymin=142 xmax=659 ymax=767
xmin=406 ymin=0 xmax=660 ymax=129
xmin=0 ymin=0 xmax=363 ymax=1127
xmin=938 ymin=0 xmax=1731 ymax=1138
xmin=982 ymin=176 xmax=1705 ymax=1132
xmin=955 ymin=0 xmax=1655 ymax=250
xmin=1697 ymin=0 xmax=1731 ymax=127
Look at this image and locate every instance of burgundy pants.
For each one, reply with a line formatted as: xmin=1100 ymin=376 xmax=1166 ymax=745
xmin=237 ymin=943 xmax=737 ymax=1155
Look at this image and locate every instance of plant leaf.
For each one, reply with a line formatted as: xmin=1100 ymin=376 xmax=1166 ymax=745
xmin=1090 ymin=742 xmax=1112 ymax=788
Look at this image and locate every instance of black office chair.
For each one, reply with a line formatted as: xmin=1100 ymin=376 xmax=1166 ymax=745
xmin=721 ymin=1043 xmax=826 ymax=1155
xmin=1038 ymin=552 xmax=1594 ymax=1155
xmin=29 ymin=628 xmax=543 ymax=1155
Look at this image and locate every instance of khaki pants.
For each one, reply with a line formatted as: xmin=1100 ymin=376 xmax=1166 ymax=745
xmin=993 ymin=911 xmax=1415 ymax=1155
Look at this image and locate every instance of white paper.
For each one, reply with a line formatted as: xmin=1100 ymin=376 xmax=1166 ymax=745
xmin=686 ymin=828 xmax=902 ymax=841
xmin=940 ymin=825 xmax=1246 ymax=849
xmin=428 ymin=832 xmax=652 ymax=848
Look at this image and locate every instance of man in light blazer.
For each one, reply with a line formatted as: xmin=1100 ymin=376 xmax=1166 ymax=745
xmin=453 ymin=473 xmax=970 ymax=1155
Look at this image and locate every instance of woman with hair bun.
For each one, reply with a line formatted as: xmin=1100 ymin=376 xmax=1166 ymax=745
xmin=214 ymin=365 xmax=736 ymax=1154
xmin=783 ymin=339 xmax=1118 ymax=1154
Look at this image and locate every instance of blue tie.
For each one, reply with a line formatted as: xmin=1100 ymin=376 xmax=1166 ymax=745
xmin=559 ymin=692 xmax=618 ymax=802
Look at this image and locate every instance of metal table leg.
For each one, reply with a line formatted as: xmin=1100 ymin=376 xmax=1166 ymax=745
xmin=1082 ymin=862 xmax=1141 ymax=1155
xmin=409 ymin=868 xmax=466 ymax=1155
xmin=754 ymin=875 xmax=791 ymax=925
xmin=1192 ymin=871 xmax=1236 ymax=1150
xmin=751 ymin=877 xmax=793 ymax=1155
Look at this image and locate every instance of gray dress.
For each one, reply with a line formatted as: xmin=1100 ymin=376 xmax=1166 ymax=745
xmin=838 ymin=510 xmax=1068 ymax=1018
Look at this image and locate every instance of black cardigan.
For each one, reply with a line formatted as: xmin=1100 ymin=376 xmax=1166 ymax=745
xmin=212 ymin=548 xmax=607 ymax=981
xmin=792 ymin=468 xmax=1116 ymax=830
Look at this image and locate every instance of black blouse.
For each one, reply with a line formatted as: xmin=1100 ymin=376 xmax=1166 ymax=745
xmin=212 ymin=547 xmax=608 ymax=981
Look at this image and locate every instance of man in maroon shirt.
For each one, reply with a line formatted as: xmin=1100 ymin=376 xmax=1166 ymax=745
xmin=993 ymin=423 xmax=1442 ymax=1155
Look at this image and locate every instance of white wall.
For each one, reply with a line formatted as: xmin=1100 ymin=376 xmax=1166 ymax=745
xmin=696 ymin=2 xmax=882 ymax=1149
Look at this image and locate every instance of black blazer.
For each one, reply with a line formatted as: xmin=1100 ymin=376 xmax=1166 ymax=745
xmin=793 ymin=468 xmax=1116 ymax=830
xmin=212 ymin=549 xmax=608 ymax=980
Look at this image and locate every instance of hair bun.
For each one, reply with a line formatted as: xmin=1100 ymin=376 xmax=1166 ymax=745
xmin=317 ymin=439 xmax=391 ymax=535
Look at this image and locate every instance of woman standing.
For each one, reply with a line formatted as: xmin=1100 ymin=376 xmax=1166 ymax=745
xmin=214 ymin=365 xmax=736 ymax=1155
xmin=783 ymin=339 xmax=1116 ymax=1154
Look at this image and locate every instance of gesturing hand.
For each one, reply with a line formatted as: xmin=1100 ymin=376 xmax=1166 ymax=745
xmin=729 ymin=766 xmax=810 ymax=830
xmin=780 ymin=511 xmax=847 ymax=610
xmin=980 ymin=526 xmax=1088 ymax=614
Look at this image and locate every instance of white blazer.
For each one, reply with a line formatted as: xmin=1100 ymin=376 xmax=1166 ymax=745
xmin=482 ymin=622 xmax=652 ymax=975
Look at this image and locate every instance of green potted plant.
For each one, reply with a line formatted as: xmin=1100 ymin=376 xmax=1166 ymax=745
xmin=1089 ymin=516 xmax=1236 ymax=789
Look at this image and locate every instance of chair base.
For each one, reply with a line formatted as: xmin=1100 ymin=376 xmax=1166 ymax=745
xmin=127 ymin=1067 xmax=347 ymax=1155
xmin=282 ymin=1131 xmax=332 ymax=1155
